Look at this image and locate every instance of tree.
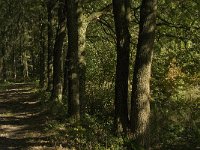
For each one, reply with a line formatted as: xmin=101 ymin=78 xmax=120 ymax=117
xmin=47 ymin=0 xmax=55 ymax=90
xmin=1 ymin=46 xmax=7 ymax=82
xmin=39 ymin=22 xmax=48 ymax=88
xmin=77 ymin=2 xmax=112 ymax=115
xmin=51 ymin=0 xmax=66 ymax=103
xmin=130 ymin=0 xmax=157 ymax=148
xmin=66 ymin=0 xmax=80 ymax=121
xmin=64 ymin=0 xmax=111 ymax=119
xmin=113 ymin=0 xmax=131 ymax=133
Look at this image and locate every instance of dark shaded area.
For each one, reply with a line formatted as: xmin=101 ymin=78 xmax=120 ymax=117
xmin=0 ymin=83 xmax=54 ymax=149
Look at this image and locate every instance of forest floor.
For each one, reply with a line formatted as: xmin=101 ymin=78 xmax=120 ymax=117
xmin=0 ymin=83 xmax=66 ymax=150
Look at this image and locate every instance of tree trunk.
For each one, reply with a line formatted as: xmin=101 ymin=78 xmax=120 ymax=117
xmin=66 ymin=0 xmax=80 ymax=121
xmin=113 ymin=0 xmax=131 ymax=133
xmin=130 ymin=0 xmax=157 ymax=149
xmin=30 ymin=47 xmax=35 ymax=78
xmin=47 ymin=0 xmax=54 ymax=90
xmin=0 ymin=53 xmax=3 ymax=80
xmin=39 ymin=23 xmax=48 ymax=89
xmin=1 ymin=47 xmax=7 ymax=82
xmin=13 ymin=48 xmax=17 ymax=80
xmin=51 ymin=0 xmax=66 ymax=103
xmin=76 ymin=4 xmax=111 ymax=116
xmin=78 ymin=14 xmax=88 ymax=116
xmin=64 ymin=0 xmax=111 ymax=119
xmin=22 ymin=51 xmax=29 ymax=80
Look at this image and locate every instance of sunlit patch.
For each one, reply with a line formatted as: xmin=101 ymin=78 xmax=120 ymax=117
xmin=72 ymin=73 xmax=78 ymax=79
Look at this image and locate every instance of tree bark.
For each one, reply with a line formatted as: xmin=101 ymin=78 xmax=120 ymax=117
xmin=22 ymin=51 xmax=29 ymax=80
xmin=39 ymin=23 xmax=48 ymax=89
xmin=130 ymin=0 xmax=157 ymax=149
xmin=47 ymin=0 xmax=54 ymax=90
xmin=1 ymin=46 xmax=7 ymax=82
xmin=77 ymin=3 xmax=112 ymax=116
xmin=113 ymin=0 xmax=131 ymax=133
xmin=51 ymin=0 xmax=66 ymax=103
xmin=66 ymin=0 xmax=80 ymax=121
xmin=12 ymin=48 xmax=17 ymax=80
xmin=78 ymin=13 xmax=87 ymax=116
xmin=64 ymin=1 xmax=111 ymax=119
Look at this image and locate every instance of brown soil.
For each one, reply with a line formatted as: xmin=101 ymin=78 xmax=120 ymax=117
xmin=0 ymin=83 xmax=62 ymax=150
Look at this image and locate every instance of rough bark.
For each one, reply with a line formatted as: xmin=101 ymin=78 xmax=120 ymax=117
xmin=113 ymin=0 xmax=131 ymax=133
xmin=66 ymin=0 xmax=80 ymax=121
xmin=78 ymin=3 xmax=112 ymax=116
xmin=130 ymin=0 xmax=157 ymax=149
xmin=64 ymin=1 xmax=110 ymax=118
xmin=51 ymin=0 xmax=66 ymax=103
xmin=78 ymin=13 xmax=87 ymax=116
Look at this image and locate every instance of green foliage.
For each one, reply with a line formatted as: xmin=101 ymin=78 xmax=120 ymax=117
xmin=151 ymin=40 xmax=200 ymax=149
xmin=0 ymin=0 xmax=199 ymax=149
xmin=44 ymin=113 xmax=142 ymax=149
xmin=151 ymin=94 xmax=200 ymax=149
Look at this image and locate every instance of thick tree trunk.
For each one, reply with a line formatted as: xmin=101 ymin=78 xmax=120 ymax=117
xmin=113 ymin=0 xmax=131 ymax=133
xmin=77 ymin=4 xmax=112 ymax=116
xmin=64 ymin=0 xmax=111 ymax=119
xmin=130 ymin=0 xmax=157 ymax=149
xmin=51 ymin=0 xmax=66 ymax=103
xmin=78 ymin=14 xmax=88 ymax=116
xmin=66 ymin=0 xmax=80 ymax=121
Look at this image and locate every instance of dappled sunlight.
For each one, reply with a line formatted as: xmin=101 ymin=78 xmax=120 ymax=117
xmin=0 ymin=83 xmax=57 ymax=149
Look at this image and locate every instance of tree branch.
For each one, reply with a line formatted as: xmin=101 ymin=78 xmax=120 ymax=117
xmin=87 ymin=3 xmax=112 ymax=22
xmin=157 ymin=15 xmax=200 ymax=31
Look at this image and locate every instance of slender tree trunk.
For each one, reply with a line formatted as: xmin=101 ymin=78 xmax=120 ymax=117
xmin=63 ymin=48 xmax=69 ymax=100
xmin=1 ymin=47 xmax=7 ymax=82
xmin=30 ymin=47 xmax=35 ymax=78
xmin=66 ymin=0 xmax=80 ymax=121
xmin=39 ymin=24 xmax=48 ymax=89
xmin=0 ymin=52 xmax=3 ymax=79
xmin=13 ymin=48 xmax=17 ymax=80
xmin=51 ymin=0 xmax=66 ymax=103
xmin=47 ymin=0 xmax=54 ymax=90
xmin=22 ymin=51 xmax=29 ymax=80
xmin=19 ymin=35 xmax=24 ymax=78
xmin=130 ymin=0 xmax=157 ymax=149
xmin=113 ymin=0 xmax=131 ymax=133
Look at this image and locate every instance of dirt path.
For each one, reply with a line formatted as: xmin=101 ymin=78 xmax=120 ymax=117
xmin=0 ymin=83 xmax=56 ymax=150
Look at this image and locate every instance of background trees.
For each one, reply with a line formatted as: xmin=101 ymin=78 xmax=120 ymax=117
xmin=0 ymin=0 xmax=199 ymax=149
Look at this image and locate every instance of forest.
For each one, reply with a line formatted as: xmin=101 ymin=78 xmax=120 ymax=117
xmin=0 ymin=0 xmax=199 ymax=149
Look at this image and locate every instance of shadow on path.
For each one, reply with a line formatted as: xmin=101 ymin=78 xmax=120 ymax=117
xmin=0 ymin=83 xmax=55 ymax=150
